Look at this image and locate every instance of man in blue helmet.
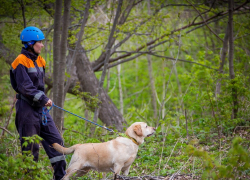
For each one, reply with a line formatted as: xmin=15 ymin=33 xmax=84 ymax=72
xmin=10 ymin=26 xmax=66 ymax=180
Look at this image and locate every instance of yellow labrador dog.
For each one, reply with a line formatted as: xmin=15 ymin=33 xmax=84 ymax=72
xmin=52 ymin=122 xmax=155 ymax=180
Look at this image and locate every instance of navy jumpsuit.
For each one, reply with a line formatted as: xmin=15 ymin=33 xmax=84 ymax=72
xmin=10 ymin=48 xmax=66 ymax=180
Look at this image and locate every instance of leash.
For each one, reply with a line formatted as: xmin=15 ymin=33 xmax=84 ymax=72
xmin=42 ymin=105 xmax=52 ymax=126
xmin=42 ymin=104 xmax=115 ymax=133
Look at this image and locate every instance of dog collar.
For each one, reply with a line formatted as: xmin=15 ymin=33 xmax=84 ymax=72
xmin=119 ymin=133 xmax=139 ymax=146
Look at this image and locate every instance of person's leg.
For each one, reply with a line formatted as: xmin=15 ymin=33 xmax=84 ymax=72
xmin=41 ymin=140 xmax=66 ymax=180
xmin=16 ymin=100 xmax=41 ymax=161
xmin=20 ymin=123 xmax=40 ymax=161
xmin=40 ymin=110 xmax=66 ymax=180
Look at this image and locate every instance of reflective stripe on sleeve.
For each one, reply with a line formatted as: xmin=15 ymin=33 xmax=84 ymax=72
xmin=50 ymin=155 xmax=66 ymax=164
xmin=33 ymin=91 xmax=44 ymax=101
xmin=28 ymin=67 xmax=37 ymax=73
xmin=39 ymin=67 xmax=43 ymax=72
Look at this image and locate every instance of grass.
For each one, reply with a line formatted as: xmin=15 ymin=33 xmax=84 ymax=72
xmin=1 ymin=123 xmax=249 ymax=179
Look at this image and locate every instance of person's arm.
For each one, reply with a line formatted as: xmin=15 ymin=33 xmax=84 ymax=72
xmin=11 ymin=63 xmax=49 ymax=106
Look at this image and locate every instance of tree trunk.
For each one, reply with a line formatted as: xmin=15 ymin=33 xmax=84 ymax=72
xmin=147 ymin=0 xmax=157 ymax=120
xmin=228 ymin=0 xmax=238 ymax=119
xmin=75 ymin=48 xmax=125 ymax=131
xmin=93 ymin=0 xmax=123 ymax=130
xmin=52 ymin=0 xmax=62 ymax=130
xmin=56 ymin=0 xmax=71 ymax=132
xmin=215 ymin=23 xmax=229 ymax=97
xmin=147 ymin=54 xmax=158 ymax=120
xmin=117 ymin=62 xmax=124 ymax=115
xmin=173 ymin=63 xmax=183 ymax=113
xmin=106 ymin=69 xmax=110 ymax=92
xmin=161 ymin=60 xmax=166 ymax=119
xmin=20 ymin=0 xmax=26 ymax=28
xmin=64 ymin=0 xmax=90 ymax=94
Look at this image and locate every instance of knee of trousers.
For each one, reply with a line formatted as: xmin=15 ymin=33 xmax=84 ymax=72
xmin=21 ymin=142 xmax=40 ymax=162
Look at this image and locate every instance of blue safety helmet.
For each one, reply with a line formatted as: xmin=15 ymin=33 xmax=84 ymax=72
xmin=20 ymin=26 xmax=45 ymax=42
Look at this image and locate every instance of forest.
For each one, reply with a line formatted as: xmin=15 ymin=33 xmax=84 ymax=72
xmin=0 ymin=0 xmax=250 ymax=179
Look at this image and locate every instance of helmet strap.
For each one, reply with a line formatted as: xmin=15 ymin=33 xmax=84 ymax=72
xmin=31 ymin=46 xmax=38 ymax=56
xmin=24 ymin=41 xmax=39 ymax=56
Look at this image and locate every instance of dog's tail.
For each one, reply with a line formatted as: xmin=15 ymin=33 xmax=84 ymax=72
xmin=52 ymin=143 xmax=78 ymax=155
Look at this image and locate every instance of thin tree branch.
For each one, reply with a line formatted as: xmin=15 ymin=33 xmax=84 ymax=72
xmin=93 ymin=0 xmax=123 ymax=124
xmin=187 ymin=0 xmax=224 ymax=42
xmin=118 ymin=0 xmax=136 ymax=24
xmin=0 ymin=127 xmax=14 ymax=137
xmin=97 ymin=51 xmax=218 ymax=72
xmin=191 ymin=0 xmax=217 ymax=24
xmin=185 ymin=16 xmax=226 ymax=34
xmin=93 ymin=0 xmax=140 ymax=69
xmin=19 ymin=0 xmax=26 ymax=28
xmin=37 ymin=0 xmax=54 ymax=18
xmin=64 ymin=0 xmax=90 ymax=93
xmin=1 ymin=97 xmax=17 ymax=137
xmin=150 ymin=53 xmax=219 ymax=71
xmin=92 ymin=2 xmax=168 ymax=70
xmin=94 ymin=1 xmax=249 ymax=70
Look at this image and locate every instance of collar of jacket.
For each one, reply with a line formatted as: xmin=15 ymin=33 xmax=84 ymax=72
xmin=21 ymin=47 xmax=38 ymax=62
xmin=119 ymin=133 xmax=139 ymax=146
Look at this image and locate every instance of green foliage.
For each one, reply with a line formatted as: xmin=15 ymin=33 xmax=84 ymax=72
xmin=0 ymin=135 xmax=51 ymax=179
xmin=0 ymin=153 xmax=50 ymax=180
xmin=186 ymin=137 xmax=250 ymax=179
xmin=72 ymin=82 xmax=101 ymax=111
xmin=1 ymin=0 xmax=250 ymax=179
xmin=22 ymin=134 xmax=43 ymax=148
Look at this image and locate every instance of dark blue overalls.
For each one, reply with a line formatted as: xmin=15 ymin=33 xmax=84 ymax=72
xmin=10 ymin=48 xmax=66 ymax=180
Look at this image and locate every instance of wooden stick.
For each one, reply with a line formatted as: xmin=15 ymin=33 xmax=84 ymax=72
xmin=1 ymin=96 xmax=16 ymax=137
xmin=0 ymin=126 xmax=14 ymax=137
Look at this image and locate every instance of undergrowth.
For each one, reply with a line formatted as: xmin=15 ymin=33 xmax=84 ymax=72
xmin=0 ymin=121 xmax=249 ymax=179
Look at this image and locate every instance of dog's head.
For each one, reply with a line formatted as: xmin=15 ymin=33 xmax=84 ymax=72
xmin=125 ymin=122 xmax=155 ymax=145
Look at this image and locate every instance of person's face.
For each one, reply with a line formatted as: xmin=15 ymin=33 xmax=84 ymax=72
xmin=33 ymin=41 xmax=44 ymax=54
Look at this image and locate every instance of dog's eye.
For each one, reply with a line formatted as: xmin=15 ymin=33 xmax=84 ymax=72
xmin=146 ymin=126 xmax=147 ymax=128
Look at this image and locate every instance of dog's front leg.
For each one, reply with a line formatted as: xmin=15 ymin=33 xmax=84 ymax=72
xmin=122 ymin=165 xmax=131 ymax=176
xmin=113 ymin=163 xmax=123 ymax=178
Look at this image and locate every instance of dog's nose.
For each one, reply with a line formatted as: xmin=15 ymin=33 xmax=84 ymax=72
xmin=153 ymin=127 xmax=156 ymax=131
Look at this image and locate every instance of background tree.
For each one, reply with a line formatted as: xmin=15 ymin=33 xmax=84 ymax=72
xmin=0 ymin=1 xmax=250 ymax=178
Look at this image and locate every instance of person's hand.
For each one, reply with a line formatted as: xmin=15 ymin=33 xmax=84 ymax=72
xmin=45 ymin=99 xmax=53 ymax=106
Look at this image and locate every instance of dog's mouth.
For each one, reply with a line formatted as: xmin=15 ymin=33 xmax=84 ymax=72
xmin=147 ymin=132 xmax=155 ymax=137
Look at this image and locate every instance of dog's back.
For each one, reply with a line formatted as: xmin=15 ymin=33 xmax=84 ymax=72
xmin=52 ymin=122 xmax=155 ymax=180
xmin=54 ymin=137 xmax=138 ymax=172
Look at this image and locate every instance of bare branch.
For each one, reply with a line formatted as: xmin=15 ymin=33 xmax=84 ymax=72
xmin=37 ymin=0 xmax=54 ymax=18
xmin=1 ymin=97 xmax=16 ymax=137
xmin=92 ymin=2 xmax=166 ymax=70
xmin=118 ymin=0 xmax=136 ymax=24
xmin=93 ymin=0 xmax=139 ymax=69
xmin=19 ymin=0 xmax=26 ymax=28
xmin=187 ymin=0 xmax=224 ymax=42
xmin=64 ymin=0 xmax=91 ymax=93
xmin=97 ymin=52 xmax=218 ymax=72
xmin=93 ymin=0 xmax=123 ymax=125
xmin=94 ymin=1 xmax=249 ymax=70
xmin=149 ymin=53 xmax=218 ymax=71
xmin=0 ymin=127 xmax=14 ymax=137
xmin=185 ymin=16 xmax=226 ymax=34
xmin=191 ymin=0 xmax=217 ymax=24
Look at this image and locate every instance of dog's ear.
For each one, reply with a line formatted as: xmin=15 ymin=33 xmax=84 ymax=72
xmin=133 ymin=124 xmax=143 ymax=136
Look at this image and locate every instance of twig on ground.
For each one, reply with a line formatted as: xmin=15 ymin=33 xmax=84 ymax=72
xmin=0 ymin=126 xmax=14 ymax=137
xmin=169 ymin=156 xmax=192 ymax=180
xmin=164 ymin=139 xmax=179 ymax=169
xmin=1 ymin=96 xmax=17 ymax=137
xmin=157 ymin=126 xmax=169 ymax=175
xmin=233 ymin=126 xmax=250 ymax=134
